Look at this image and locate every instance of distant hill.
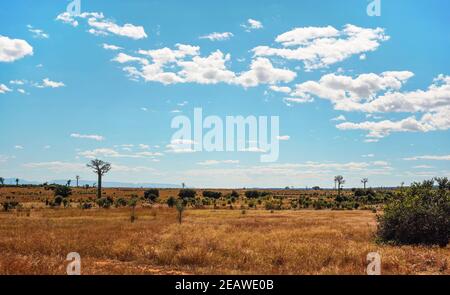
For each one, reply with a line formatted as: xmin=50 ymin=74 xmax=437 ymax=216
xmin=1 ymin=178 xmax=180 ymax=188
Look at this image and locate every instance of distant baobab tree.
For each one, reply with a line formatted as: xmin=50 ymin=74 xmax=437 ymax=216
xmin=15 ymin=178 xmax=19 ymax=186
xmin=182 ymin=182 xmax=186 ymax=189
xmin=76 ymin=175 xmax=80 ymax=187
xmin=361 ymin=178 xmax=369 ymax=190
xmin=334 ymin=175 xmax=345 ymax=197
xmin=87 ymin=159 xmax=111 ymax=198
xmin=67 ymin=179 xmax=71 ymax=187
xmin=0 ymin=177 xmax=4 ymax=186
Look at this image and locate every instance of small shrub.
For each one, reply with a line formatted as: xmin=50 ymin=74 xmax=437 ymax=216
xmin=178 ymin=189 xmax=196 ymax=200
xmin=377 ymin=178 xmax=450 ymax=247
xmin=96 ymin=196 xmax=114 ymax=209
xmin=202 ymin=191 xmax=222 ymax=199
xmin=54 ymin=185 xmax=72 ymax=198
xmin=167 ymin=196 xmax=176 ymax=208
xmin=245 ymin=190 xmax=260 ymax=199
xmin=114 ymin=197 xmax=128 ymax=207
xmin=144 ymin=189 xmax=159 ymax=203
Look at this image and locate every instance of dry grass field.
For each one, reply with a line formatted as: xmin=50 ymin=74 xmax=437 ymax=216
xmin=0 ymin=186 xmax=448 ymax=275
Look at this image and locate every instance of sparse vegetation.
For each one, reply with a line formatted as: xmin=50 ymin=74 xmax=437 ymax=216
xmin=377 ymin=178 xmax=450 ymax=247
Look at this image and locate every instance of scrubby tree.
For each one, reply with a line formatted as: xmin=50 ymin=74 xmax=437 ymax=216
xmin=54 ymin=185 xmax=72 ymax=198
xmin=231 ymin=190 xmax=239 ymax=199
xmin=144 ymin=189 xmax=160 ymax=203
xmin=167 ymin=196 xmax=176 ymax=208
xmin=129 ymin=196 xmax=138 ymax=223
xmin=87 ymin=159 xmax=111 ymax=199
xmin=67 ymin=179 xmax=71 ymax=187
xmin=361 ymin=178 xmax=369 ymax=190
xmin=377 ymin=178 xmax=449 ymax=246
xmin=178 ymin=189 xmax=196 ymax=200
xmin=175 ymin=199 xmax=186 ymax=224
xmin=335 ymin=175 xmax=345 ymax=198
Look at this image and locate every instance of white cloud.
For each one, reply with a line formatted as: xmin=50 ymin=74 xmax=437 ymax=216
xmin=78 ymin=148 xmax=163 ymax=159
xmin=290 ymin=72 xmax=450 ymax=139
xmin=277 ymin=135 xmax=290 ymax=141
xmin=10 ymin=80 xmax=25 ymax=85
xmin=27 ymin=25 xmax=49 ymax=39
xmin=362 ymin=154 xmax=375 ymax=158
xmin=331 ymin=115 xmax=346 ymax=121
xmin=252 ymin=24 xmax=389 ymax=70
xmin=23 ymin=161 xmax=86 ymax=172
xmin=70 ymin=133 xmax=105 ymax=141
xmin=0 ymin=84 xmax=12 ymax=94
xmin=412 ymin=165 xmax=434 ymax=169
xmin=197 ymin=160 xmax=239 ymax=165
xmin=166 ymin=139 xmax=196 ymax=153
xmin=403 ymin=155 xmax=450 ymax=161
xmin=40 ymin=78 xmax=65 ymax=88
xmin=116 ymin=45 xmax=295 ymax=88
xmin=14 ymin=145 xmax=24 ymax=149
xmin=102 ymin=43 xmax=123 ymax=50
xmin=242 ymin=19 xmax=263 ymax=31
xmin=56 ymin=11 xmax=147 ymax=39
xmin=235 ymin=58 xmax=296 ymax=87
xmin=269 ymin=85 xmax=291 ymax=94
xmin=0 ymin=35 xmax=33 ymax=62
xmin=291 ymin=71 xmax=414 ymax=110
xmin=199 ymin=32 xmax=233 ymax=41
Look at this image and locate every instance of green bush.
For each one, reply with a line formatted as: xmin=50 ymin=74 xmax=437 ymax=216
xmin=202 ymin=191 xmax=222 ymax=199
xmin=144 ymin=189 xmax=159 ymax=203
xmin=245 ymin=190 xmax=260 ymax=199
xmin=114 ymin=197 xmax=128 ymax=207
xmin=96 ymin=196 xmax=114 ymax=208
xmin=377 ymin=178 xmax=450 ymax=247
xmin=167 ymin=196 xmax=176 ymax=208
xmin=178 ymin=189 xmax=196 ymax=200
xmin=54 ymin=185 xmax=72 ymax=198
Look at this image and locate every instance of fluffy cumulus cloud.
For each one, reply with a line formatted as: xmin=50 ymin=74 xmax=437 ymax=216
xmin=199 ymin=32 xmax=234 ymax=41
xmin=56 ymin=12 xmax=147 ymax=40
xmin=0 ymin=35 xmax=33 ymax=62
xmin=0 ymin=84 xmax=12 ymax=94
xmin=242 ymin=19 xmax=263 ymax=31
xmin=114 ymin=44 xmax=296 ymax=87
xmin=252 ymin=24 xmax=389 ymax=70
xmin=287 ymin=71 xmax=450 ymax=140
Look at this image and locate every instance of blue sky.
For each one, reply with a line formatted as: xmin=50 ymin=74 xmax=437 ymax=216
xmin=0 ymin=0 xmax=449 ymax=188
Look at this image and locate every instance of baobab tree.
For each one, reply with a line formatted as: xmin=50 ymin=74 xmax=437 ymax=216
xmin=76 ymin=175 xmax=80 ymax=187
xmin=361 ymin=178 xmax=369 ymax=190
xmin=67 ymin=179 xmax=71 ymax=187
xmin=0 ymin=177 xmax=4 ymax=186
xmin=87 ymin=159 xmax=111 ymax=199
xmin=15 ymin=178 xmax=19 ymax=186
xmin=334 ymin=175 xmax=345 ymax=197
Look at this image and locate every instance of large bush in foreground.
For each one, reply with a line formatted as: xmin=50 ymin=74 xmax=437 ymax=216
xmin=377 ymin=178 xmax=450 ymax=247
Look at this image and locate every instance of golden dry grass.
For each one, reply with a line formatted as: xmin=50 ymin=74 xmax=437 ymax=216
xmin=0 ymin=197 xmax=448 ymax=274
